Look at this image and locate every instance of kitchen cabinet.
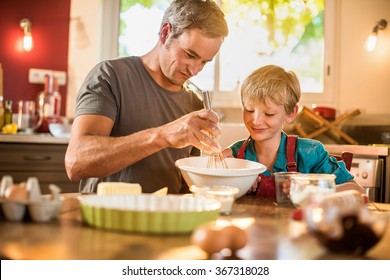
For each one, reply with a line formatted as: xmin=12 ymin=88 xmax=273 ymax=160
xmin=0 ymin=134 xmax=79 ymax=194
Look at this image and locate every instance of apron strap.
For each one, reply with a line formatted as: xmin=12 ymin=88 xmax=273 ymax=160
xmin=237 ymin=136 xmax=251 ymax=159
xmin=286 ymin=135 xmax=298 ymax=172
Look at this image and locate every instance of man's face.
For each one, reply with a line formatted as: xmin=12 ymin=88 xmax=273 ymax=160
xmin=160 ymin=27 xmax=224 ymax=87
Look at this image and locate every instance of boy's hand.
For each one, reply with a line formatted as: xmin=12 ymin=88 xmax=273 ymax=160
xmin=282 ymin=180 xmax=291 ymax=198
xmin=221 ymin=147 xmax=233 ymax=158
xmin=247 ymin=176 xmax=261 ymax=194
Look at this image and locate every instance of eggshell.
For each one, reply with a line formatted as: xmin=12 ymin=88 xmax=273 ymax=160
xmin=191 ymin=222 xmax=230 ymax=255
xmin=222 ymin=225 xmax=248 ymax=252
xmin=28 ymin=198 xmax=63 ymax=223
xmin=1 ymin=200 xmax=26 ymax=222
xmin=5 ymin=183 xmax=28 ymax=202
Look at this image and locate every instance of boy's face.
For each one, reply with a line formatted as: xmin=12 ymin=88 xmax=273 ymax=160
xmin=242 ymin=99 xmax=297 ymax=142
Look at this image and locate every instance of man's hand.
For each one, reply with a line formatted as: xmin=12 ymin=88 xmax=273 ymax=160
xmin=159 ymin=109 xmax=222 ymax=152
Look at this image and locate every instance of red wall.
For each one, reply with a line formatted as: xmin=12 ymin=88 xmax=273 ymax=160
xmin=0 ymin=0 xmax=70 ymax=115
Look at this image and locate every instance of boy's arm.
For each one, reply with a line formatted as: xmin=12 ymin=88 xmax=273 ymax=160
xmin=336 ymin=179 xmax=365 ymax=193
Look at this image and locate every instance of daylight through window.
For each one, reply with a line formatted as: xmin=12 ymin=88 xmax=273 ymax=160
xmin=118 ymin=0 xmax=330 ymax=106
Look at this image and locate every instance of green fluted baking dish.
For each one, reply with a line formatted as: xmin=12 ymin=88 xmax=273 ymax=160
xmin=78 ymin=194 xmax=221 ymax=234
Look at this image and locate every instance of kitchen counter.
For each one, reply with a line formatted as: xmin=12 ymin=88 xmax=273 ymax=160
xmin=324 ymin=144 xmax=389 ymax=157
xmin=0 ymin=132 xmax=69 ymax=144
xmin=0 ymin=193 xmax=389 ymax=260
xmin=0 ymin=134 xmax=79 ymax=194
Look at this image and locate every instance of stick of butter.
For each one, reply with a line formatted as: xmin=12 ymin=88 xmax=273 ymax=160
xmin=152 ymin=187 xmax=168 ymax=196
xmin=97 ymin=182 xmax=142 ymax=195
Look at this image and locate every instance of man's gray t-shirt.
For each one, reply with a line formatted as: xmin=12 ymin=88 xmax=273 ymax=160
xmin=74 ymin=56 xmax=203 ymax=193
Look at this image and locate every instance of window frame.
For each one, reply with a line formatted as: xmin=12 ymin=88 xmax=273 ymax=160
xmin=100 ymin=0 xmax=336 ymax=108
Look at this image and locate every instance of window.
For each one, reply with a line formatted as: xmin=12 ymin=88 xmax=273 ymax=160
xmin=103 ymin=0 xmax=335 ymax=107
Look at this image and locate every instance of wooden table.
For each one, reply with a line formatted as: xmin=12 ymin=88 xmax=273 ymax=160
xmin=0 ymin=193 xmax=389 ymax=260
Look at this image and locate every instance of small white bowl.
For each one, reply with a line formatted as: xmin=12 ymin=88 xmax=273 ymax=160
xmin=48 ymin=123 xmax=71 ymax=138
xmin=190 ymin=185 xmax=239 ymax=215
xmin=175 ymin=157 xmax=266 ymax=198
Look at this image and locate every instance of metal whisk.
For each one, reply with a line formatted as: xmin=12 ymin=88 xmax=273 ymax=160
xmin=206 ymin=151 xmax=229 ymax=169
xmin=186 ymin=80 xmax=228 ymax=169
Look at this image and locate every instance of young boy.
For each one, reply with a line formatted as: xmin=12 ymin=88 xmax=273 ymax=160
xmin=223 ymin=65 xmax=363 ymax=198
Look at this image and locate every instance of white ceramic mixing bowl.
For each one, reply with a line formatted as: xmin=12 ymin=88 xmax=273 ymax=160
xmin=175 ymin=156 xmax=266 ymax=198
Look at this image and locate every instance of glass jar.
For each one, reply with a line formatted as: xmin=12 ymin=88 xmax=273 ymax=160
xmin=289 ymin=174 xmax=336 ymax=207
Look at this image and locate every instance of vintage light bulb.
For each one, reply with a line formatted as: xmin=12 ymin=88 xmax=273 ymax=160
xmin=365 ymin=33 xmax=377 ymax=52
xmin=20 ymin=18 xmax=33 ymax=52
xmin=365 ymin=19 xmax=387 ymax=52
xmin=23 ymin=33 xmax=33 ymax=52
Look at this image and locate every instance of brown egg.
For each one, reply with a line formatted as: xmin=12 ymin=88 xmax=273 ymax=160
xmin=222 ymin=225 xmax=248 ymax=252
xmin=191 ymin=221 xmax=230 ymax=256
xmin=5 ymin=182 xmax=28 ymax=202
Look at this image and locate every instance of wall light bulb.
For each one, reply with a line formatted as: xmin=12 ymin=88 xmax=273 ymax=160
xmin=365 ymin=33 xmax=377 ymax=52
xmin=23 ymin=34 xmax=33 ymax=52
xmin=365 ymin=19 xmax=387 ymax=52
xmin=20 ymin=18 xmax=33 ymax=52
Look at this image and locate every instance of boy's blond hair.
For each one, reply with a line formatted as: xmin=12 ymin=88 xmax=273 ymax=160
xmin=241 ymin=65 xmax=301 ymax=115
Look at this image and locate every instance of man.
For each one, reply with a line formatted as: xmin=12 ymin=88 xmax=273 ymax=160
xmin=65 ymin=0 xmax=228 ymax=193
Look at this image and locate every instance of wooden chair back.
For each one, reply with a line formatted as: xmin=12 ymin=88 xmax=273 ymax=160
xmin=330 ymin=151 xmax=353 ymax=171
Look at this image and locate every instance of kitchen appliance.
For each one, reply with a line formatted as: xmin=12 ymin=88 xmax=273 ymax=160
xmin=324 ymin=144 xmax=390 ymax=203
xmin=36 ymin=74 xmax=62 ymax=133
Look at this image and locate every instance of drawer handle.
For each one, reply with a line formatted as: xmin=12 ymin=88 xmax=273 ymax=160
xmin=23 ymin=155 xmax=52 ymax=161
